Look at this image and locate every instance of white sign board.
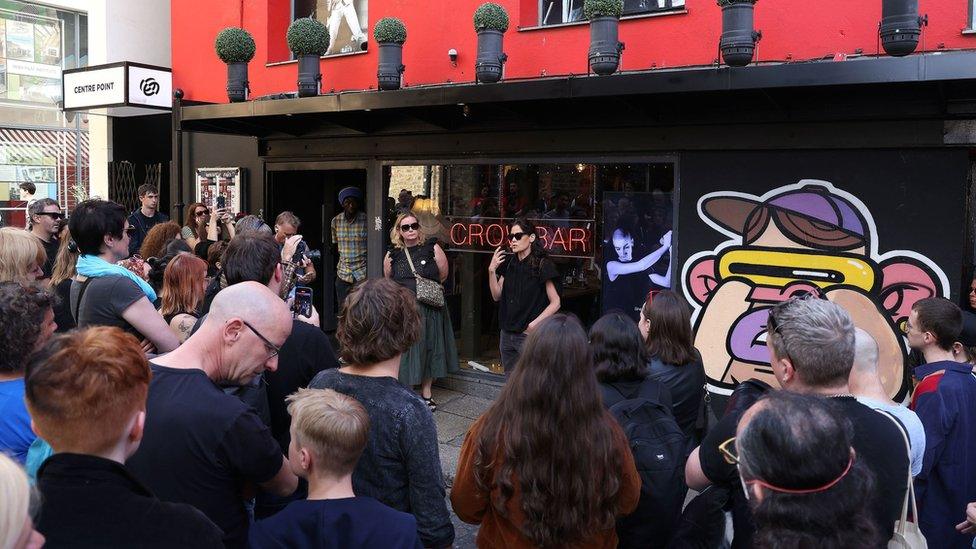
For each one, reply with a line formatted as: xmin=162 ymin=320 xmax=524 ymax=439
xmin=61 ymin=62 xmax=172 ymax=114
xmin=62 ymin=65 xmax=125 ymax=109
xmin=127 ymin=65 xmax=172 ymax=108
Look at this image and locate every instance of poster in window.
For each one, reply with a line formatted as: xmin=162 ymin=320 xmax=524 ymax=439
xmin=33 ymin=22 xmax=60 ymax=65
xmin=0 ymin=18 xmax=6 ymax=58
xmin=317 ymin=0 xmax=368 ymax=55
xmin=600 ymin=191 xmax=674 ymax=321
xmin=196 ymin=168 xmax=244 ymax=216
xmin=0 ymin=61 xmax=6 ymax=97
xmin=5 ymin=20 xmax=34 ymax=61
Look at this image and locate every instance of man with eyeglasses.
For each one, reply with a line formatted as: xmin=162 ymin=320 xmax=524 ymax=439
xmin=127 ymin=281 xmax=299 ymax=549
xmin=683 ymin=295 xmax=909 ymax=547
xmin=28 ymin=197 xmax=62 ymax=278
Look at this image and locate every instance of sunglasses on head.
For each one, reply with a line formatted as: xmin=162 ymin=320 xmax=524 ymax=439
xmin=400 ymin=222 xmax=420 ymax=232
xmin=508 ymin=232 xmax=529 ymax=242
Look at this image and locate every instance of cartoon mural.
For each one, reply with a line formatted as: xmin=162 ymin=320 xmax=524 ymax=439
xmin=681 ymin=180 xmax=949 ymax=401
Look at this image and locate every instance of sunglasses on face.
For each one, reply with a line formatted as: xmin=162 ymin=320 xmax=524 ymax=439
xmin=400 ymin=222 xmax=420 ymax=232
xmin=719 ymin=437 xmax=739 ymax=465
xmin=195 ymin=209 xmax=210 ymax=217
xmin=508 ymin=232 xmax=529 ymax=242
xmin=36 ymin=212 xmax=64 ymax=220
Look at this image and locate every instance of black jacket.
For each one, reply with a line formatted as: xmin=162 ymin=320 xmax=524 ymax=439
xmin=36 ymin=453 xmax=223 ymax=548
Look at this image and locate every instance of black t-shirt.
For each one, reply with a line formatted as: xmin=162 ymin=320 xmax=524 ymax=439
xmin=267 ymin=320 xmax=339 ymax=451
xmin=52 ymin=278 xmax=75 ymax=333
xmin=39 ymin=236 xmax=58 ymax=278
xmin=602 ymin=270 xmax=652 ymax=322
xmin=698 ymin=394 xmax=909 ymax=545
xmin=70 ymin=276 xmax=146 ymax=338
xmin=126 ymin=364 xmax=285 ymax=549
xmin=128 ymin=210 xmax=168 ymax=256
xmin=496 ymin=253 xmax=560 ymax=333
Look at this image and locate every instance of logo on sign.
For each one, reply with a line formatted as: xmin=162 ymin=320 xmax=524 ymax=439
xmin=140 ymin=78 xmax=160 ymax=96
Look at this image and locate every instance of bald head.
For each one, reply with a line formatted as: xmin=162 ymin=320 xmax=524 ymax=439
xmin=208 ymin=281 xmax=292 ymax=343
xmin=852 ymin=327 xmax=879 ymax=375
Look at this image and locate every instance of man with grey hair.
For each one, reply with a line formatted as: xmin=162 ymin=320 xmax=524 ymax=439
xmin=685 ymin=295 xmax=909 ymax=545
xmin=850 ymin=327 xmax=925 ymax=476
xmin=28 ymin=197 xmax=62 ymax=278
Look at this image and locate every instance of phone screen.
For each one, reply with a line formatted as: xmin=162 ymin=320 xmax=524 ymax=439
xmin=216 ymin=195 xmax=226 ymax=209
xmin=294 ymin=287 xmax=313 ymax=318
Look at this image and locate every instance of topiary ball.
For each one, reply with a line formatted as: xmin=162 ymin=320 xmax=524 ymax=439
xmin=373 ymin=17 xmax=407 ymax=44
xmin=287 ymin=16 xmax=330 ymax=56
xmin=583 ymin=0 xmax=624 ymax=19
xmin=215 ymin=27 xmax=256 ymax=64
xmin=474 ymin=3 xmax=510 ymax=32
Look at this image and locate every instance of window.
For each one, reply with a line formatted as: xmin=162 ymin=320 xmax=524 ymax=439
xmin=539 ymin=0 xmax=685 ymax=26
xmin=292 ymin=0 xmax=368 ymax=56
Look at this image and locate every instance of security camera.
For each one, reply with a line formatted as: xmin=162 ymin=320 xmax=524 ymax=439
xmin=448 ymin=48 xmax=458 ymax=64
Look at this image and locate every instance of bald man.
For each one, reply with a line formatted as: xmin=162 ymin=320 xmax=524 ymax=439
xmin=849 ymin=327 xmax=926 ymax=476
xmin=127 ymin=282 xmax=298 ymax=548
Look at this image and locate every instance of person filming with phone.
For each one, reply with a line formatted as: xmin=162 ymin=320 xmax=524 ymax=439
xmin=488 ymin=217 xmax=561 ymax=374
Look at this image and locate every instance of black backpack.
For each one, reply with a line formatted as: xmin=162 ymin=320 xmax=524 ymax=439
xmin=605 ymin=379 xmax=689 ymax=549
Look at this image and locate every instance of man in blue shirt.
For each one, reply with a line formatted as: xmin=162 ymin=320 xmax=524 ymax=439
xmin=907 ymin=297 xmax=976 ymax=548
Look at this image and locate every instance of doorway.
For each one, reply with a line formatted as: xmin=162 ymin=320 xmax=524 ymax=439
xmin=266 ymin=169 xmax=367 ymax=332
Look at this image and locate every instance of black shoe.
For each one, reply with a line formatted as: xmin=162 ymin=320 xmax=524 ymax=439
xmin=423 ymin=398 xmax=437 ymax=412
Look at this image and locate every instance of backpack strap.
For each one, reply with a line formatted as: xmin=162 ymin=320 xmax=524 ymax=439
xmin=70 ymin=277 xmax=95 ymax=323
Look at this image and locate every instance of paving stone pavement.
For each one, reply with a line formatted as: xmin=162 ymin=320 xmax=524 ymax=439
xmin=432 ymin=386 xmax=493 ymax=548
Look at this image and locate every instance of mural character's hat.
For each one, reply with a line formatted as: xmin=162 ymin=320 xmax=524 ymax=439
xmin=701 ymin=181 xmax=869 ymax=249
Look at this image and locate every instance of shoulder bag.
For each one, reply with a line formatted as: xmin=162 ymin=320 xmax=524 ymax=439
xmin=878 ymin=410 xmax=928 ymax=549
xmin=404 ymin=246 xmax=445 ymax=308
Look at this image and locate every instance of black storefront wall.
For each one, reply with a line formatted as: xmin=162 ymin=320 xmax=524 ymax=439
xmin=677 ymin=149 xmax=970 ymax=402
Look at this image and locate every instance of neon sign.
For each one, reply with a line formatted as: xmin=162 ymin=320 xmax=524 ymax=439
xmin=446 ymin=217 xmax=594 ymax=258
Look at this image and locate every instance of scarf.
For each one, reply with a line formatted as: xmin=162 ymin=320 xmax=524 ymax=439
xmin=76 ymin=254 xmax=157 ymax=302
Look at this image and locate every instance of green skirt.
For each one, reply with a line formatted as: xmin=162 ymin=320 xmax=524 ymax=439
xmin=398 ymin=301 xmax=459 ymax=386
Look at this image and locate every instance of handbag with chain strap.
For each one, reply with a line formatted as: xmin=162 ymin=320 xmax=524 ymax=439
xmin=404 ymin=245 xmax=445 ymax=308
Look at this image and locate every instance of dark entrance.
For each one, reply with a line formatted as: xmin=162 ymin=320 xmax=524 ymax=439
xmin=266 ymin=168 xmax=367 ymax=331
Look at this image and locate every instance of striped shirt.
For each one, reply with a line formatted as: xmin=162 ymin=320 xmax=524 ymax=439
xmin=331 ymin=211 xmax=367 ymax=283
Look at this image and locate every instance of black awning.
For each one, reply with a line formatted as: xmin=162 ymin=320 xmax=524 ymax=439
xmin=181 ymin=51 xmax=976 ymax=138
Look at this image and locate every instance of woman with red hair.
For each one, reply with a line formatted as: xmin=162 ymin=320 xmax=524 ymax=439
xmin=158 ymin=252 xmax=208 ymax=342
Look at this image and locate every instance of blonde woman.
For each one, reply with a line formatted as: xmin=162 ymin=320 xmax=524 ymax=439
xmin=0 ymin=453 xmax=44 ymax=549
xmin=383 ymin=211 xmax=458 ymax=411
xmin=0 ymin=227 xmax=45 ymax=283
xmin=49 ymin=226 xmax=80 ymax=332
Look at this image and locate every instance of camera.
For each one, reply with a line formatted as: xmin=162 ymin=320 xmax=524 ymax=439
xmin=302 ymin=248 xmax=322 ymax=262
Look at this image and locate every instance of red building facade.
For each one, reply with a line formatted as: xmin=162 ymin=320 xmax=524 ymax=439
xmin=172 ymin=0 xmax=975 ymax=102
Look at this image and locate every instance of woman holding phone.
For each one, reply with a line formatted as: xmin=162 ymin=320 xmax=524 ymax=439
xmin=488 ymin=217 xmax=561 ymax=373
xmin=384 ymin=211 xmax=458 ymax=411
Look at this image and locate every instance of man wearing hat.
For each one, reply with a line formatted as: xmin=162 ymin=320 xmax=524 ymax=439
xmin=331 ymin=186 xmax=367 ymax=307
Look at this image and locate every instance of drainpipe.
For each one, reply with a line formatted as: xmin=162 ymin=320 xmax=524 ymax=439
xmin=171 ymin=89 xmax=185 ymax=222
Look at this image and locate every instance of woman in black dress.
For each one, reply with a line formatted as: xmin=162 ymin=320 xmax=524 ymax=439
xmin=384 ymin=211 xmax=458 ymax=411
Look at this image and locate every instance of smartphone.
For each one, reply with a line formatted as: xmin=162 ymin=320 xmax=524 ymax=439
xmin=294 ymin=286 xmax=313 ymax=318
xmin=216 ymin=195 xmax=226 ymax=210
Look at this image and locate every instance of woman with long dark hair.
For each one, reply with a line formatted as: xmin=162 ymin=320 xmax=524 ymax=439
xmin=452 ymin=314 xmax=640 ymax=548
xmin=731 ymin=392 xmax=881 ymax=548
xmin=639 ymin=290 xmax=705 ymax=440
xmin=181 ymin=202 xmax=210 ymax=250
xmin=487 ymin=217 xmax=561 ymax=373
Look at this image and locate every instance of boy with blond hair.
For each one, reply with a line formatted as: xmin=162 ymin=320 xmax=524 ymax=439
xmin=248 ymin=388 xmax=422 ymax=548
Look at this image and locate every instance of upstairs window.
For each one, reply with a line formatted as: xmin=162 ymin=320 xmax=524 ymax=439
xmin=292 ymin=0 xmax=368 ymax=56
xmin=539 ymin=0 xmax=685 ymax=26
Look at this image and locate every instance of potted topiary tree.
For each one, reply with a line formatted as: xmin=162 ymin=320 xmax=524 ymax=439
xmin=880 ymin=0 xmax=926 ymax=57
xmin=718 ymin=0 xmax=761 ymax=67
xmin=473 ymin=2 xmax=509 ymax=83
xmin=214 ymin=27 xmax=256 ymax=102
xmin=287 ymin=17 xmax=330 ymax=97
xmin=374 ymin=17 xmax=407 ymax=90
xmin=584 ymin=0 xmax=625 ymax=76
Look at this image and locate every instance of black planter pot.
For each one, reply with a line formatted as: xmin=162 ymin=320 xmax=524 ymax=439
xmin=880 ymin=0 xmax=924 ymax=57
xmin=720 ymin=2 xmax=761 ymax=67
xmin=296 ymin=53 xmax=321 ymax=97
xmin=588 ymin=16 xmax=624 ymax=76
xmin=475 ymin=30 xmax=507 ymax=83
xmin=226 ymin=62 xmax=249 ymax=103
xmin=377 ymin=43 xmax=405 ymax=91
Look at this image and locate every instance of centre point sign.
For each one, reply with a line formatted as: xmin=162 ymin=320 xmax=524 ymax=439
xmin=61 ymin=62 xmax=172 ymax=114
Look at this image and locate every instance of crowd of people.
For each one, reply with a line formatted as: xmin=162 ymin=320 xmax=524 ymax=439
xmin=0 ymin=191 xmax=975 ymax=549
